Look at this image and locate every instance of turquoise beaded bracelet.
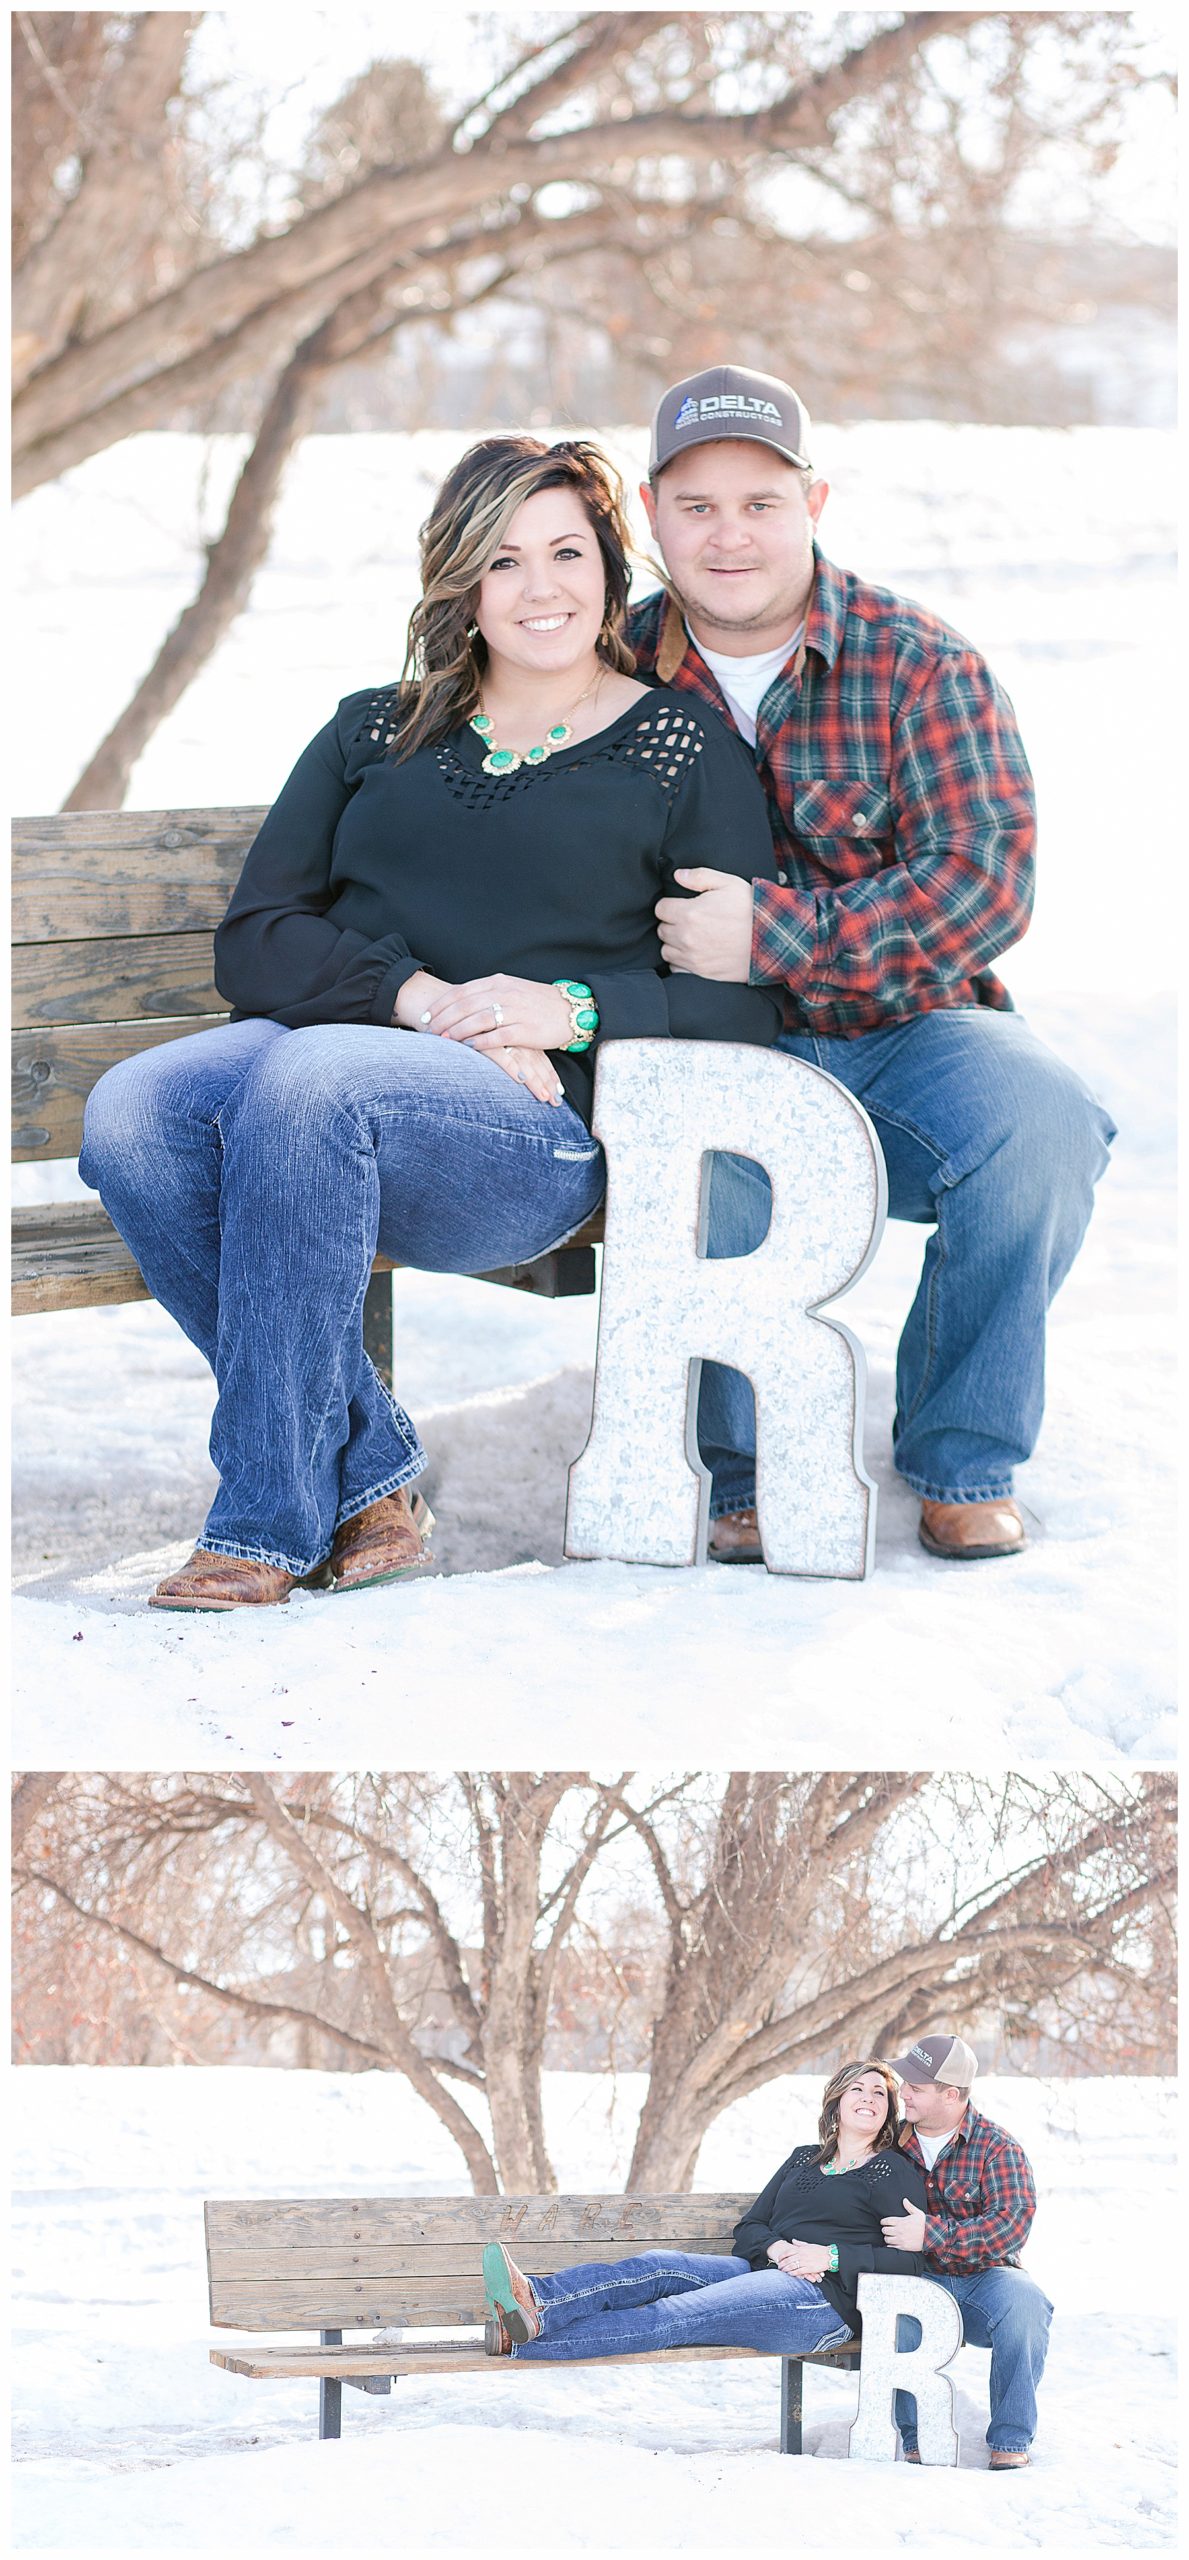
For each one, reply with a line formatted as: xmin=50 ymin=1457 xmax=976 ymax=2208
xmin=553 ymin=979 xmax=599 ymax=1053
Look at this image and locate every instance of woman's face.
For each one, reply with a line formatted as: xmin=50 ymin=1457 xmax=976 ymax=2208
xmin=475 ymin=487 xmax=607 ymax=685
xmin=837 ymin=2069 xmax=891 ymax=2141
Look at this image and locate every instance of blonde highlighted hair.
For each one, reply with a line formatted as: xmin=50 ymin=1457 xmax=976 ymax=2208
xmin=394 ymin=435 xmax=637 ymax=763
xmin=814 ymin=2057 xmax=900 ymax=2164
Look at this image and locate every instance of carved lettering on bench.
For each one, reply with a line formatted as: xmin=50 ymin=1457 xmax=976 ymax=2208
xmin=499 ymin=2206 xmax=528 ymax=2234
xmin=565 ymin=1043 xmax=885 ymax=1580
xmin=538 ymin=2203 xmax=559 ymax=2232
xmin=847 ymin=2274 xmax=962 ymax=2465
xmin=580 ymin=2203 xmax=607 ymax=2232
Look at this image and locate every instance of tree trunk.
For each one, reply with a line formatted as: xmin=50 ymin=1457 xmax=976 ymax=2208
xmin=62 ymin=349 xmax=323 ymax=808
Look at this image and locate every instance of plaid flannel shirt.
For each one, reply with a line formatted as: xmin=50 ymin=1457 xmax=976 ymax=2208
xmin=897 ymin=2104 xmax=1037 ymax=2276
xmin=627 ymin=549 xmax=1036 ymax=1036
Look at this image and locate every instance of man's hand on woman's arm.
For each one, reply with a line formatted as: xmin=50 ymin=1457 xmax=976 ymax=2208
xmin=655 ymin=868 xmax=755 ymax=981
xmin=881 ymin=2199 xmax=928 ymax=2251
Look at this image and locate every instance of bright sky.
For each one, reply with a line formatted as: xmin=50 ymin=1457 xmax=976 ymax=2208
xmin=187 ymin=6 xmax=1177 ymax=244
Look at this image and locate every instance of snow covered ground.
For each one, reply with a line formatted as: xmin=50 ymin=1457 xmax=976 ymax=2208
xmin=11 ymin=426 xmax=1177 ymax=1762
xmin=11 ymin=2068 xmax=1176 ymax=2551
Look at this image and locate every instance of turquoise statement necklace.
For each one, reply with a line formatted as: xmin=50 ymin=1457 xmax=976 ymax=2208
xmin=471 ymin=669 xmax=603 ymax=775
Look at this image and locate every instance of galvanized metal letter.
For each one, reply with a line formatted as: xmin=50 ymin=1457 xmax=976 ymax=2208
xmin=847 ymin=2273 xmax=962 ymax=2465
xmin=565 ymin=1042 xmax=885 ymax=1578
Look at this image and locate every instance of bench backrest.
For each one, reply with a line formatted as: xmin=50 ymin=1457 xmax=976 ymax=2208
xmin=12 ymin=808 xmax=262 ymax=1162
xmin=205 ymin=2193 xmax=751 ymax=2333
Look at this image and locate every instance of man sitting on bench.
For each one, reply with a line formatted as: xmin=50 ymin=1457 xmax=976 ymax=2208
xmin=631 ymin=363 xmax=1116 ymax=1564
xmin=880 ymin=2030 xmax=1052 ymax=2470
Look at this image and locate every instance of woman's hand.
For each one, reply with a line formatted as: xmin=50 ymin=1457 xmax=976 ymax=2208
xmin=422 ymin=973 xmax=575 ymax=1053
xmin=392 ymin=968 xmax=455 ymax=1029
xmin=484 ymin=1045 xmax=567 ymax=1106
xmin=767 ymin=2240 xmax=832 ymax=2280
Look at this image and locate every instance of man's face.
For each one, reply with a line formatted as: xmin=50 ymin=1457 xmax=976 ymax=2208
xmin=641 ymin=438 xmax=828 ymax=654
xmin=899 ymin=2079 xmax=968 ymax=2138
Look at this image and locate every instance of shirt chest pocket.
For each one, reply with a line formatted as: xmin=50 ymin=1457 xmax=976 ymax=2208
xmin=792 ymin=776 xmax=891 ymax=877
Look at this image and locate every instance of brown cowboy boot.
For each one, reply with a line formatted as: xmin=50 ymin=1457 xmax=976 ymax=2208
xmin=708 ymin=1505 xmax=763 ymax=1564
xmin=328 ymin=1490 xmax=434 ymax=1594
xmin=148 ymin=1550 xmax=301 ymax=1611
xmin=919 ymin=1498 xmax=1026 ymax=1561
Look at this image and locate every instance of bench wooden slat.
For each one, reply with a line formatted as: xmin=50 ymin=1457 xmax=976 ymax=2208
xmin=206 ymin=2195 xmax=752 ymax=2332
xmin=211 ymin=2340 xmax=836 ymax=2381
xmin=12 ymin=810 xmax=262 ymax=941
xmin=205 ymin=2195 xmax=743 ymax=2252
xmin=206 ymin=2240 xmax=733 ymax=2282
xmin=13 ymin=931 xmax=223 ymax=1030
xmin=13 ymin=1204 xmax=602 ymax=1318
xmin=14 ymin=1015 xmax=229 ymax=1158
xmin=12 ymin=1203 xmax=148 ymax=1315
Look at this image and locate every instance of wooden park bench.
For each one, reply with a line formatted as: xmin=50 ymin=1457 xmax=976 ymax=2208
xmin=205 ymin=2191 xmax=862 ymax=2450
xmin=12 ymin=808 xmax=603 ymax=1376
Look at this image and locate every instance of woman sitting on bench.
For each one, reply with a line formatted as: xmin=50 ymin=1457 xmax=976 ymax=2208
xmin=483 ymin=2058 xmax=927 ymax=2363
xmin=79 ymin=434 xmax=781 ymax=1609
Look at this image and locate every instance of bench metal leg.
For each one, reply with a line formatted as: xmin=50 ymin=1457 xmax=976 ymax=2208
xmin=319 ymin=2329 xmax=343 ymax=2441
xmin=362 ymin=1270 xmax=394 ymax=1389
xmin=780 ymin=2357 xmax=803 ymax=2454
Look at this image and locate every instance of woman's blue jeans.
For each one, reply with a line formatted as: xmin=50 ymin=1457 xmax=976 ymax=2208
xmin=697 ymin=1009 xmax=1116 ymax=1510
xmin=510 ymin=2250 xmax=853 ymax=2360
xmin=78 ymin=1018 xmax=605 ymax=1575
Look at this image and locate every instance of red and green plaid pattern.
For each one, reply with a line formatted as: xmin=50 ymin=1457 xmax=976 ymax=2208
xmin=899 ymin=2104 xmax=1037 ymax=2274
xmin=627 ymin=550 xmax=1036 ymax=1036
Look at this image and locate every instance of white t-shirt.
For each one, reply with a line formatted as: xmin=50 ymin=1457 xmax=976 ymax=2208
xmin=689 ymin=624 xmax=804 ymax=745
xmin=914 ymin=2129 xmax=957 ymax=2171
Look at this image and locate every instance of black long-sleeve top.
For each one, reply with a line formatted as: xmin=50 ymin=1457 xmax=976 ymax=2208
xmin=213 ymin=682 xmax=784 ymax=1126
xmin=731 ymin=2143 xmax=930 ymax=2334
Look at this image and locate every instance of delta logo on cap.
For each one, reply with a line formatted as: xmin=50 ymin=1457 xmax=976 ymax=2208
xmin=649 ymin=364 xmax=813 ymax=476
xmin=673 ymin=394 xmax=785 ymax=432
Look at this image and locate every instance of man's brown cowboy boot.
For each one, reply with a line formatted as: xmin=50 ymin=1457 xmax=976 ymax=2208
xmin=708 ymin=1505 xmax=763 ymax=1564
xmin=919 ymin=1498 xmax=1026 ymax=1561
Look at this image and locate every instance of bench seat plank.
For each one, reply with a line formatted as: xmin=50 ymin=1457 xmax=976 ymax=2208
xmin=13 ymin=1203 xmax=150 ymax=1314
xmin=13 ymin=1204 xmax=603 ymax=1318
xmin=211 ymin=2339 xmax=860 ymax=2381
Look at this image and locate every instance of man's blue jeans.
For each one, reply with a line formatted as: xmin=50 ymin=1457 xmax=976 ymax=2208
xmin=78 ymin=1018 xmax=605 ymax=1576
xmin=509 ymin=2250 xmax=853 ymax=2360
xmin=698 ymin=1009 xmax=1116 ymax=1511
xmin=894 ymin=2266 xmax=1054 ymax=2454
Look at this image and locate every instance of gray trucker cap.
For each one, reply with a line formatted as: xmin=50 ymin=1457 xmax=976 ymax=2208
xmin=890 ymin=2034 xmax=980 ymax=2088
xmin=649 ymin=364 xmax=813 ymax=479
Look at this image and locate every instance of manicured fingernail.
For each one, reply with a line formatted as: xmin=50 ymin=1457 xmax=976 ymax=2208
xmin=419 ymin=1010 xmax=432 ymax=1024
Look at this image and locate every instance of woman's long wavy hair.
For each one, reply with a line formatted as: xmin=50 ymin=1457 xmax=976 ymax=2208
xmin=814 ymin=2058 xmax=901 ymax=2165
xmin=393 ymin=435 xmax=637 ymax=763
